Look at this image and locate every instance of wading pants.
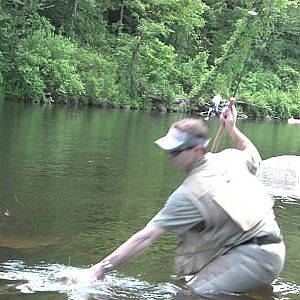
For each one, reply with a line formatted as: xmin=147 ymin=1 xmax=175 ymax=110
xmin=186 ymin=241 xmax=286 ymax=295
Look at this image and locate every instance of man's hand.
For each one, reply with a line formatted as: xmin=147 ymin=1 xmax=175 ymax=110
xmin=220 ymin=99 xmax=237 ymax=133
xmin=87 ymin=263 xmax=106 ymax=281
xmin=60 ymin=265 xmax=105 ymax=285
xmin=61 ymin=224 xmax=167 ymax=286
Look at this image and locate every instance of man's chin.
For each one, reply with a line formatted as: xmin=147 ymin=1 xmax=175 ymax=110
xmin=170 ymin=163 xmax=184 ymax=171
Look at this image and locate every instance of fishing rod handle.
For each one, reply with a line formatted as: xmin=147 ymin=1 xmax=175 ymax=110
xmin=210 ymin=98 xmax=235 ymax=153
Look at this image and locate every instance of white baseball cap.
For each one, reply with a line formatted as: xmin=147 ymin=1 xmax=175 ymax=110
xmin=155 ymin=126 xmax=210 ymax=152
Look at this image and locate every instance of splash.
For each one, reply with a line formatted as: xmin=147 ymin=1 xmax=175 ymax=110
xmin=273 ymin=278 xmax=300 ymax=296
xmin=0 ymin=260 xmax=181 ymax=299
xmin=1 ymin=261 xmax=299 ymax=299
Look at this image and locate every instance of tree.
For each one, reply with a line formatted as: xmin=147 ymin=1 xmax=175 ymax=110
xmin=0 ymin=0 xmax=298 ymax=118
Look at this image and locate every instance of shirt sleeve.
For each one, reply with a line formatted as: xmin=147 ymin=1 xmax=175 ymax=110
xmin=148 ymin=191 xmax=204 ymax=235
xmin=242 ymin=147 xmax=262 ymax=175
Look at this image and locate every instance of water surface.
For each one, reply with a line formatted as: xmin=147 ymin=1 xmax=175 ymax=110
xmin=0 ymin=102 xmax=299 ymax=299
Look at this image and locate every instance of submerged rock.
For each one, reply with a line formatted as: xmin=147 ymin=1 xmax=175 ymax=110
xmin=0 ymin=235 xmax=61 ymax=249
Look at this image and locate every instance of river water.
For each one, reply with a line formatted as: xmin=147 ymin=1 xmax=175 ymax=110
xmin=0 ymin=101 xmax=299 ymax=300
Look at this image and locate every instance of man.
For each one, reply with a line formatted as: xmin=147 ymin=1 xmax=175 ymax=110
xmin=76 ymin=102 xmax=285 ymax=295
xmin=205 ymin=94 xmax=222 ymax=120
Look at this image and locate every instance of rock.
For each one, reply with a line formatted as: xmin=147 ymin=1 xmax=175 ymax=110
xmin=0 ymin=233 xmax=60 ymax=249
xmin=120 ymin=104 xmax=131 ymax=110
xmin=156 ymin=103 xmax=167 ymax=113
xmin=288 ymin=117 xmax=300 ymax=124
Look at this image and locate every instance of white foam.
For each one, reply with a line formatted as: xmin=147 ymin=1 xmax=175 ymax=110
xmin=0 ymin=260 xmax=180 ymax=299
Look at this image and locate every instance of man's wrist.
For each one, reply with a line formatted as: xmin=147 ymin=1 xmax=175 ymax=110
xmin=101 ymin=260 xmax=115 ymax=274
xmin=227 ymin=125 xmax=238 ymax=135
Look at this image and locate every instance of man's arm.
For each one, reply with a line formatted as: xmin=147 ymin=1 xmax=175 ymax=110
xmin=85 ymin=224 xmax=167 ymax=281
xmin=221 ymin=101 xmax=260 ymax=153
xmin=221 ymin=100 xmax=262 ymax=174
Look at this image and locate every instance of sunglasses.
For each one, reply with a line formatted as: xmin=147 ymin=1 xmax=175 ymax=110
xmin=169 ymin=146 xmax=195 ymax=156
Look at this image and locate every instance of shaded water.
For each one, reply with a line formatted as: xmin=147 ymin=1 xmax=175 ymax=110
xmin=0 ymin=101 xmax=299 ymax=299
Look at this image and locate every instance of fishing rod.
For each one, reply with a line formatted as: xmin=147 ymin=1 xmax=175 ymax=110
xmin=210 ymin=51 xmax=252 ymax=153
xmin=210 ymin=8 xmax=260 ymax=153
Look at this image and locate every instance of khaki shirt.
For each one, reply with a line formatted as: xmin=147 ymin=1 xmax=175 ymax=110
xmin=149 ymin=148 xmax=281 ymax=275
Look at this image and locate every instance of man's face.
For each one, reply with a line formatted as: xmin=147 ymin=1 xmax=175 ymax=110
xmin=167 ymin=147 xmax=198 ymax=171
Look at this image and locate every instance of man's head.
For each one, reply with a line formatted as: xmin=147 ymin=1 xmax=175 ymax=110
xmin=155 ymin=118 xmax=210 ymax=171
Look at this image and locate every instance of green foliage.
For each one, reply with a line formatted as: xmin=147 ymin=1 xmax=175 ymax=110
xmin=9 ymin=29 xmax=118 ymax=104
xmin=277 ymin=64 xmax=300 ymax=91
xmin=0 ymin=0 xmax=298 ymax=118
xmin=135 ymin=38 xmax=179 ymax=100
xmin=13 ymin=30 xmax=84 ymax=102
xmin=239 ymin=69 xmax=300 ymax=119
xmin=74 ymin=48 xmax=119 ymax=105
xmin=180 ymin=52 xmax=209 ymax=93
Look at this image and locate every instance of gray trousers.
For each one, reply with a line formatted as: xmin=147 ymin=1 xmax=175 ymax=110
xmin=186 ymin=241 xmax=286 ymax=295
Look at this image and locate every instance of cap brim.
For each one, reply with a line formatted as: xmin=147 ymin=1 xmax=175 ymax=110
xmin=154 ymin=136 xmax=184 ymax=151
xmin=154 ymin=127 xmax=186 ymax=151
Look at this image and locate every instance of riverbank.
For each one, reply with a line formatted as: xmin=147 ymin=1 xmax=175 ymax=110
xmin=5 ymin=97 xmax=295 ymax=122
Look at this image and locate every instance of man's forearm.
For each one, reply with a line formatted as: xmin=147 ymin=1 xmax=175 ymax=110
xmin=105 ymin=229 xmax=160 ymax=266
xmin=227 ymin=126 xmax=257 ymax=152
xmin=94 ymin=225 xmax=167 ymax=272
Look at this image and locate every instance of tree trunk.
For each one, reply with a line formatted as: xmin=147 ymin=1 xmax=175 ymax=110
xmin=128 ymin=39 xmax=141 ymax=97
xmin=71 ymin=0 xmax=79 ymax=31
xmin=117 ymin=0 xmax=126 ymax=35
xmin=23 ymin=0 xmax=29 ymax=13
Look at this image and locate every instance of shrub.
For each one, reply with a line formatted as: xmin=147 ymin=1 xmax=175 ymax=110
xmin=12 ymin=30 xmax=118 ymax=104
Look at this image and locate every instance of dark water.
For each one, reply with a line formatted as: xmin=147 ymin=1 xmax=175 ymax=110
xmin=0 ymin=101 xmax=299 ymax=300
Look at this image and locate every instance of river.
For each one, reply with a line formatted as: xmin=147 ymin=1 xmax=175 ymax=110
xmin=0 ymin=101 xmax=299 ymax=300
